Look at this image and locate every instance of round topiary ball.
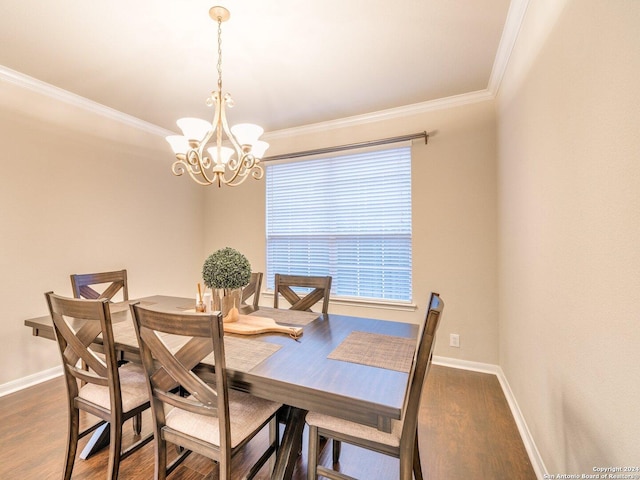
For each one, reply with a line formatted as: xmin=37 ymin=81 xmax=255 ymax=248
xmin=202 ymin=247 xmax=251 ymax=289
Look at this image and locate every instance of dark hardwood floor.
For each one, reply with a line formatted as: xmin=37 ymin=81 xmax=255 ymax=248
xmin=0 ymin=365 xmax=536 ymax=479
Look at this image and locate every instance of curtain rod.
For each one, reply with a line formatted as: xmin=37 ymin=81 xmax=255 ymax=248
xmin=261 ymin=131 xmax=428 ymax=163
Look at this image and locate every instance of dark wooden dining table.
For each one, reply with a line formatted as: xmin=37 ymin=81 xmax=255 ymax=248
xmin=25 ymin=295 xmax=418 ymax=480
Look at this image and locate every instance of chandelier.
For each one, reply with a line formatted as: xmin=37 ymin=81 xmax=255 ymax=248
xmin=166 ymin=6 xmax=268 ymax=187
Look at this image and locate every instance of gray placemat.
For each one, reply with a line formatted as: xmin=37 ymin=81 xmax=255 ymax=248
xmin=204 ymin=336 xmax=282 ymax=372
xmin=327 ymin=331 xmax=416 ymax=372
xmin=251 ymin=307 xmax=320 ymax=326
xmin=113 ymin=320 xmax=281 ymax=372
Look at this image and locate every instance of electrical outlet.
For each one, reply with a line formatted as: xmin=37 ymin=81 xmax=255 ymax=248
xmin=449 ymin=333 xmax=460 ymax=348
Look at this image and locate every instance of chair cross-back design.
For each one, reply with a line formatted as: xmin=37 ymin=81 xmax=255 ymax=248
xmin=306 ymin=292 xmax=444 ymax=480
xmin=71 ymin=269 xmax=130 ymax=391
xmin=71 ymin=269 xmax=129 ymax=302
xmin=273 ymin=274 xmax=332 ymax=314
xmin=45 ymin=292 xmax=151 ymax=480
xmin=130 ymin=304 xmax=281 ymax=480
xmin=241 ymin=272 xmax=263 ymax=310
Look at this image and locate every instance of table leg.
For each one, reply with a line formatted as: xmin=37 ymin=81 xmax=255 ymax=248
xmin=80 ymin=423 xmax=110 ymax=459
xmin=271 ymin=407 xmax=307 ymax=480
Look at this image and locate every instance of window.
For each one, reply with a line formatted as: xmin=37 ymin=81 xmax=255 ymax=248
xmin=266 ymin=145 xmax=412 ymax=302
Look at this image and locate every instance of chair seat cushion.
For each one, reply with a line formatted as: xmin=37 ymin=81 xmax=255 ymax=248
xmin=78 ymin=362 xmax=148 ymax=412
xmin=306 ymin=411 xmax=402 ymax=448
xmin=165 ymin=390 xmax=281 ymax=449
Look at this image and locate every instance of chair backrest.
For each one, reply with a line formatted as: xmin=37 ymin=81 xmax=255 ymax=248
xmin=44 ymin=291 xmax=122 ymax=409
xmin=241 ymin=272 xmax=263 ymax=309
xmin=130 ymin=305 xmax=231 ymax=458
xmin=70 ymin=269 xmax=129 ymax=302
xmin=273 ymin=274 xmax=332 ymax=314
xmin=400 ymin=292 xmax=444 ymax=446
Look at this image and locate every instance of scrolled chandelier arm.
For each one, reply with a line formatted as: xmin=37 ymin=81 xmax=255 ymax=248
xmin=166 ymin=6 xmax=268 ymax=188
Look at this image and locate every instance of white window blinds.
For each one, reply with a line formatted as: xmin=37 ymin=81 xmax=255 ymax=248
xmin=266 ymin=146 xmax=412 ymax=302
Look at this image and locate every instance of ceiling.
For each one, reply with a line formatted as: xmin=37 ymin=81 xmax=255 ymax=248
xmin=0 ymin=0 xmax=514 ymax=135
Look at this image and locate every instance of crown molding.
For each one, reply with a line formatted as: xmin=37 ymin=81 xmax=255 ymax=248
xmin=0 ymin=65 xmax=173 ymax=137
xmin=1 ymin=62 xmax=491 ymax=143
xmin=487 ymin=0 xmax=531 ymax=95
xmin=264 ymin=89 xmax=494 ymax=140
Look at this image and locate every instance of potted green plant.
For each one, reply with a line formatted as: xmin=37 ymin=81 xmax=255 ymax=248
xmin=202 ymin=247 xmax=251 ymax=322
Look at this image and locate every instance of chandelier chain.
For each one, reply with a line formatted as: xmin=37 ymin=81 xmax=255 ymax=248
xmin=217 ymin=16 xmax=223 ymax=91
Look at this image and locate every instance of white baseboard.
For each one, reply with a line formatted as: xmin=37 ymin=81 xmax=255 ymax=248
xmin=433 ymin=356 xmax=547 ymax=479
xmin=0 ymin=366 xmax=62 ymax=397
xmin=432 ymin=355 xmax=502 ymax=375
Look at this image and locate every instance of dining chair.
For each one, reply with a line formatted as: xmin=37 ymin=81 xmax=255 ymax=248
xmin=273 ymin=274 xmax=332 ymax=314
xmin=70 ymin=269 xmax=129 ymax=302
xmin=44 ymin=291 xmax=152 ymax=480
xmin=130 ymin=304 xmax=282 ymax=480
xmin=306 ymin=292 xmax=444 ymax=480
xmin=241 ymin=271 xmax=263 ymax=310
xmin=70 ymin=269 xmax=137 ymax=421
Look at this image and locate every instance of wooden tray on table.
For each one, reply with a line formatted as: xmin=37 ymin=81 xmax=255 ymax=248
xmin=223 ymin=315 xmax=303 ymax=339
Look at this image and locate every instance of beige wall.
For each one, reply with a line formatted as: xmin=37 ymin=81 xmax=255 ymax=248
xmin=0 ymin=82 xmax=205 ymax=384
xmin=204 ymin=99 xmax=499 ymax=364
xmin=497 ymin=0 xmax=640 ymax=472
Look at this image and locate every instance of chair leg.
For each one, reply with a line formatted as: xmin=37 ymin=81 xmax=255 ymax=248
xmin=219 ymin=451 xmax=232 ymax=480
xmin=63 ymin=408 xmax=80 ymax=480
xmin=107 ymin=420 xmax=123 ymax=480
xmin=156 ymin=436 xmax=168 ymax=480
xmin=413 ymin=433 xmax=424 ymax=480
xmin=332 ymin=439 xmax=342 ymax=465
xmin=307 ymin=425 xmax=320 ymax=480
